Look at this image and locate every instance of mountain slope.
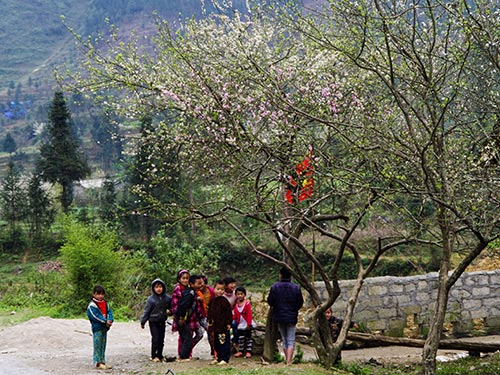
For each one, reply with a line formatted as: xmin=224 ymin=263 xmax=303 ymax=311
xmin=0 ymin=0 xmax=93 ymax=90
xmin=0 ymin=0 xmax=249 ymax=90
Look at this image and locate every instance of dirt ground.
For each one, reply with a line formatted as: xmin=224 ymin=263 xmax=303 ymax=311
xmin=1 ymin=317 xmax=499 ymax=375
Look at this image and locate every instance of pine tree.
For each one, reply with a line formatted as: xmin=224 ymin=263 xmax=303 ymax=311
xmin=99 ymin=174 xmax=117 ymax=224
xmin=3 ymin=132 xmax=16 ymax=154
xmin=27 ymin=173 xmax=55 ymax=242
xmin=0 ymin=160 xmax=28 ymax=227
xmin=37 ymin=91 xmax=90 ymax=212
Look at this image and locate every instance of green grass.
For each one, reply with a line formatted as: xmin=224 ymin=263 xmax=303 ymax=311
xmin=174 ymin=366 xmax=335 ymax=375
xmin=0 ymin=307 xmax=56 ymax=326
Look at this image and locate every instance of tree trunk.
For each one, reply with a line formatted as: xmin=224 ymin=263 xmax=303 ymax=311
xmin=422 ymin=283 xmax=449 ymax=375
xmin=422 ymin=221 xmax=453 ymax=375
xmin=347 ymin=332 xmax=500 ymax=353
xmin=259 ymin=327 xmax=500 ymax=354
xmin=262 ymin=307 xmax=280 ymax=361
xmin=61 ymin=181 xmax=73 ymax=212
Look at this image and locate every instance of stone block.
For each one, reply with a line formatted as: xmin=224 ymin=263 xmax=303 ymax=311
xmin=368 ymin=285 xmax=388 ymax=295
xmin=386 ymin=319 xmax=407 ymax=337
xmin=471 ymin=287 xmax=490 ymax=296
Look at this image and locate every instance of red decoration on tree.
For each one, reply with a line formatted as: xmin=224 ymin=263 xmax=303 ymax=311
xmin=285 ymin=150 xmax=315 ymax=204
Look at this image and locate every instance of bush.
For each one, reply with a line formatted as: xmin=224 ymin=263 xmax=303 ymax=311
xmin=147 ymin=229 xmax=220 ymax=289
xmin=59 ymin=218 xmax=129 ymax=314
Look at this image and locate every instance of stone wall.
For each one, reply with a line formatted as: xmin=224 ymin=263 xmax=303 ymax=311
xmin=314 ymin=270 xmax=500 ymax=338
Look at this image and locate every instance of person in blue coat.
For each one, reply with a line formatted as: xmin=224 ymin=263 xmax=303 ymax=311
xmin=267 ymin=267 xmax=304 ymax=365
xmin=87 ymin=285 xmax=114 ymax=370
xmin=140 ymin=278 xmax=172 ymax=362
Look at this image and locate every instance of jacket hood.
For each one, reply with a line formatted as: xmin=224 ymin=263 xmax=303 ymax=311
xmin=151 ymin=278 xmax=167 ymax=295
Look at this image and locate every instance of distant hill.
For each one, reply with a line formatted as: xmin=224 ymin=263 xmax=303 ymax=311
xmin=0 ymin=0 xmax=250 ymax=176
xmin=0 ymin=0 xmax=250 ymax=91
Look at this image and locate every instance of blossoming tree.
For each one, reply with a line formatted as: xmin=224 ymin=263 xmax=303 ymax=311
xmin=57 ymin=2 xmax=500 ymax=369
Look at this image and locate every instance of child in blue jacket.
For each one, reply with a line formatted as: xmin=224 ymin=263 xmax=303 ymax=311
xmin=87 ymin=285 xmax=114 ymax=370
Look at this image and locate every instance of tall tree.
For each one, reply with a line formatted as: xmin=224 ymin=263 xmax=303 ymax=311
xmin=0 ymin=160 xmax=28 ymax=252
xmin=99 ymin=174 xmax=117 ymax=224
xmin=59 ymin=3 xmax=500 ymax=370
xmin=59 ymin=10 xmax=423 ymax=367
xmin=288 ymin=1 xmax=500 ymax=373
xmin=37 ymin=91 xmax=90 ymax=212
xmin=27 ymin=173 xmax=55 ymax=243
xmin=2 ymin=132 xmax=16 ymax=154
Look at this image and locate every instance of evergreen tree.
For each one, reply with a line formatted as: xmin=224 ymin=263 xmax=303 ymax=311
xmin=90 ymin=114 xmax=123 ymax=172
xmin=0 ymin=160 xmax=28 ymax=252
xmin=99 ymin=174 xmax=117 ymax=224
xmin=37 ymin=91 xmax=90 ymax=212
xmin=27 ymin=173 xmax=55 ymax=242
xmin=3 ymin=132 xmax=16 ymax=154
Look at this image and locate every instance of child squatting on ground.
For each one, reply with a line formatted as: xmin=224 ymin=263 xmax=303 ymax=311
xmin=87 ymin=285 xmax=114 ymax=370
xmin=324 ymin=307 xmax=359 ymax=363
xmin=233 ymin=286 xmax=253 ymax=358
xmin=140 ymin=278 xmax=172 ymax=362
xmin=207 ymin=279 xmax=233 ymax=366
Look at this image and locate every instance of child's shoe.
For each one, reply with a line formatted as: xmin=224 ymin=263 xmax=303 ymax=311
xmin=152 ymin=357 xmax=161 ymax=362
xmin=245 ymin=352 xmax=252 ymax=358
xmin=96 ymin=363 xmax=112 ymax=370
xmin=217 ymin=360 xmax=228 ymax=366
xmin=210 ymin=359 xmax=219 ymax=365
xmin=234 ymin=352 xmax=243 ymax=358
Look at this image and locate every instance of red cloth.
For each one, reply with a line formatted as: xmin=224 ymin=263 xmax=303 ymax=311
xmin=94 ymin=299 xmax=107 ymax=316
xmin=233 ymin=300 xmax=253 ymax=329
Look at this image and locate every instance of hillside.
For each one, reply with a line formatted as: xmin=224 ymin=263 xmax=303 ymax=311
xmin=0 ymin=0 xmax=250 ymax=175
xmin=0 ymin=0 xmax=251 ymax=90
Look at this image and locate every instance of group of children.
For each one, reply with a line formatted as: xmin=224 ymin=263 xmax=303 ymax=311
xmin=86 ymin=271 xmax=255 ymax=369
xmin=86 ymin=270 xmax=356 ymax=370
xmin=165 ymin=271 xmax=254 ymax=365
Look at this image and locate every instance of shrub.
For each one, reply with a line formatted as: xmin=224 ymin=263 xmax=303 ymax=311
xmin=147 ymin=229 xmax=220 ymax=288
xmin=59 ymin=217 xmax=126 ymax=314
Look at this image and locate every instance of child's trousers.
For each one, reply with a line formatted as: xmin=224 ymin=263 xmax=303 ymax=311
xmin=149 ymin=321 xmax=166 ymax=359
xmin=92 ymin=329 xmax=107 ymax=365
xmin=214 ymin=329 xmax=231 ymax=363
xmin=178 ymin=324 xmax=193 ymax=359
xmin=237 ymin=329 xmax=252 ymax=354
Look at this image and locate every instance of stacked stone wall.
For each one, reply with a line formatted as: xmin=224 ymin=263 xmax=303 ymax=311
xmin=314 ymin=270 xmax=500 ymax=337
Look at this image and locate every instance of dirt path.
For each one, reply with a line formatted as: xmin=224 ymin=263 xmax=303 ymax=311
xmin=0 ymin=317 xmax=497 ymax=374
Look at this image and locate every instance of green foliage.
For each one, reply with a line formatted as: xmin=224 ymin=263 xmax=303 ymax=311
xmin=273 ymin=351 xmax=284 ymax=363
xmin=339 ymin=363 xmax=373 ymax=375
xmin=27 ymin=173 xmax=56 ymax=244
xmin=58 ymin=217 xmax=125 ymax=313
xmin=0 ymin=227 xmax=27 ymax=254
xmin=99 ymin=175 xmax=118 ymax=224
xmin=2 ymin=133 xmax=16 ymax=153
xmin=147 ymin=229 xmax=220 ymax=289
xmin=293 ymin=345 xmax=304 ymax=364
xmin=0 ymin=258 xmax=66 ymax=314
xmin=37 ymin=91 xmax=90 ymax=211
xmin=0 ymin=160 xmax=28 ymax=231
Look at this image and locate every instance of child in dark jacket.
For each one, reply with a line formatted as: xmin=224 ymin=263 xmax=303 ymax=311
xmin=207 ymin=280 xmax=233 ymax=366
xmin=323 ymin=307 xmax=359 ymax=363
xmin=87 ymin=285 xmax=114 ymax=370
xmin=174 ymin=274 xmax=203 ymax=361
xmin=140 ymin=278 xmax=172 ymax=362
